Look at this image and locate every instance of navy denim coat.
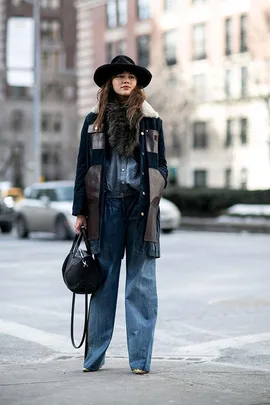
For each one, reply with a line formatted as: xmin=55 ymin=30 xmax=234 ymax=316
xmin=72 ymin=101 xmax=168 ymax=258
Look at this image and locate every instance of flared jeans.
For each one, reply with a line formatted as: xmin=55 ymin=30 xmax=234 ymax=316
xmin=84 ymin=194 xmax=158 ymax=372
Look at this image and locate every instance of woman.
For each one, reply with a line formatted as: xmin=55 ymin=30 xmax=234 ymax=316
xmin=72 ymin=55 xmax=167 ymax=375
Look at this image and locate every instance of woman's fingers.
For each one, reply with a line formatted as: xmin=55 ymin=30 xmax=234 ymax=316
xmin=74 ymin=216 xmax=87 ymax=234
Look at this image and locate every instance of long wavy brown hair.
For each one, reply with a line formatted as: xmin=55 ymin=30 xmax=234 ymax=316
xmin=93 ymin=77 xmax=146 ymax=130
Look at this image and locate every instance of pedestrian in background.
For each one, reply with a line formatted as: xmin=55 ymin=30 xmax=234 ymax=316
xmin=72 ymin=55 xmax=168 ymax=375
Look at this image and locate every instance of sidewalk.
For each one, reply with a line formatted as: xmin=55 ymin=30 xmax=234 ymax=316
xmin=1 ymin=357 xmax=269 ymax=405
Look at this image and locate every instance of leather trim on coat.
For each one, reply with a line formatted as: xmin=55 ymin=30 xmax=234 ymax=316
xmin=85 ymin=165 xmax=102 ymax=240
xmin=146 ymin=129 xmax=159 ymax=154
xmin=144 ymin=167 xmax=165 ymax=242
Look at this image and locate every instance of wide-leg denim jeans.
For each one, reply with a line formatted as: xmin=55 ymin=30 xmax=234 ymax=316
xmin=84 ymin=194 xmax=157 ymax=372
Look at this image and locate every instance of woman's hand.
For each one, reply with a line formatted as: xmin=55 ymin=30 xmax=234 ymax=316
xmin=74 ymin=215 xmax=87 ymax=234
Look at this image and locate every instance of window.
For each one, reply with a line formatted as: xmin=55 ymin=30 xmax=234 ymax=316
xmin=193 ymin=122 xmax=208 ymax=149
xmin=164 ymin=0 xmax=175 ymax=10
xmin=137 ymin=35 xmax=150 ymax=68
xmin=240 ymin=168 xmax=247 ymax=189
xmin=53 ymin=151 xmax=60 ymax=165
xmin=36 ymin=188 xmax=57 ymax=201
xmin=225 ymin=69 xmax=232 ymax=98
xmin=42 ymin=150 xmax=50 ymax=165
xmin=137 ymin=0 xmax=150 ymax=21
xmin=41 ymin=0 xmax=60 ymax=8
xmin=225 ymin=17 xmax=232 ymax=55
xmin=106 ymin=43 xmax=114 ymax=62
xmin=194 ymin=170 xmax=207 ymax=188
xmin=41 ymin=20 xmax=61 ymax=41
xmin=240 ymin=118 xmax=248 ymax=144
xmin=41 ymin=144 xmax=50 ymax=165
xmin=57 ymin=186 xmax=74 ymax=201
xmin=107 ymin=0 xmax=127 ymax=28
xmin=116 ymin=39 xmax=126 ymax=55
xmin=240 ymin=15 xmax=248 ymax=52
xmin=164 ymin=30 xmax=177 ymax=66
xmin=192 ymin=0 xmax=206 ymax=3
xmin=118 ymin=0 xmax=128 ymax=26
xmin=225 ymin=168 xmax=232 ymax=188
xmin=241 ymin=66 xmax=248 ymax=97
xmin=24 ymin=187 xmax=39 ymax=199
xmin=225 ymin=119 xmax=233 ymax=147
xmin=10 ymin=110 xmax=24 ymax=131
xmin=9 ymin=86 xmax=28 ymax=99
xmin=106 ymin=41 xmax=126 ymax=63
xmin=194 ymin=74 xmax=206 ymax=103
xmin=193 ymin=24 xmax=206 ymax=60
xmin=53 ymin=113 xmax=62 ymax=132
xmin=41 ymin=113 xmax=53 ymax=132
xmin=42 ymin=51 xmax=49 ymax=69
xmin=107 ymin=0 xmax=117 ymax=28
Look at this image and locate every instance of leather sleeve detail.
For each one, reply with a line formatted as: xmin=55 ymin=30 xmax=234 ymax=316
xmin=85 ymin=165 xmax=101 ymax=240
xmin=144 ymin=168 xmax=165 ymax=242
xmin=91 ymin=133 xmax=105 ymax=150
xmin=146 ymin=129 xmax=159 ymax=154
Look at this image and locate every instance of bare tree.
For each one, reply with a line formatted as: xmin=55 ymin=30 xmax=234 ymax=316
xmin=147 ymin=64 xmax=194 ymax=161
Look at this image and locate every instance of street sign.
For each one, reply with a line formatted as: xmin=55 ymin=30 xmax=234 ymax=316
xmin=6 ymin=17 xmax=34 ymax=87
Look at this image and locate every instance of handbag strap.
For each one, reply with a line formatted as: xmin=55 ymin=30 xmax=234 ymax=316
xmin=69 ymin=226 xmax=91 ymax=359
xmin=70 ymin=231 xmax=82 ymax=254
xmin=70 ymin=284 xmax=89 ymax=358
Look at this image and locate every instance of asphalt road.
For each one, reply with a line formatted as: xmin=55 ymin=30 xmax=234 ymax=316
xmin=0 ymin=229 xmax=270 ymax=404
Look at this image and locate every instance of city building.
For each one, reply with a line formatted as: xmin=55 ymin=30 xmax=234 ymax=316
xmin=0 ymin=0 xmax=77 ymax=187
xmin=75 ymin=0 xmax=270 ymax=190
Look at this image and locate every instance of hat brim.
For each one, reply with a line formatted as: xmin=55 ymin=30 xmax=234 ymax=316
xmin=94 ymin=63 xmax=152 ymax=88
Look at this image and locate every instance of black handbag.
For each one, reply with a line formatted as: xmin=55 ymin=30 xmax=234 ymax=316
xmin=62 ymin=227 xmax=102 ymax=357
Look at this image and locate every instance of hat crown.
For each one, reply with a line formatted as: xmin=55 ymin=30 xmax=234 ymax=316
xmin=93 ymin=54 xmax=152 ymax=88
xmin=110 ymin=55 xmax=135 ymax=66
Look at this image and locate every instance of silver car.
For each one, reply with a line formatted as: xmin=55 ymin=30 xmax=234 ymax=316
xmin=15 ymin=181 xmax=75 ymax=240
xmin=15 ymin=180 xmax=181 ymax=239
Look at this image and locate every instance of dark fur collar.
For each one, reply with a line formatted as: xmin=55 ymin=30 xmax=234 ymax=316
xmin=105 ymin=102 xmax=140 ymax=157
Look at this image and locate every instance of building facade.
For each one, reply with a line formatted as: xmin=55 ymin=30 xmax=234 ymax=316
xmin=0 ymin=0 xmax=77 ymax=187
xmin=75 ymin=0 xmax=270 ymax=190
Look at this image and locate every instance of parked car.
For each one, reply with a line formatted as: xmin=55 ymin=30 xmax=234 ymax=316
xmin=15 ymin=181 xmax=75 ymax=240
xmin=160 ymin=197 xmax=181 ymax=233
xmin=15 ymin=180 xmax=181 ymax=240
xmin=0 ymin=196 xmax=15 ymax=233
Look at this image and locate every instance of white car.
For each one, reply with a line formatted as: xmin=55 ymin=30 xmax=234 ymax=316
xmin=15 ymin=180 xmax=181 ymax=240
xmin=160 ymin=197 xmax=181 ymax=233
xmin=15 ymin=181 xmax=75 ymax=240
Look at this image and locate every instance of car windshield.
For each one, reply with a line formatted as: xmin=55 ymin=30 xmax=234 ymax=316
xmin=57 ymin=186 xmax=74 ymax=201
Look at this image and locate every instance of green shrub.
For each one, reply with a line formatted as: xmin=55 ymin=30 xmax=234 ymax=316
xmin=163 ymin=186 xmax=270 ymax=217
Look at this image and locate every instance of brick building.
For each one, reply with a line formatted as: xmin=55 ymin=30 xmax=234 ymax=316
xmin=0 ymin=0 xmax=77 ymax=187
xmin=75 ymin=0 xmax=270 ymax=190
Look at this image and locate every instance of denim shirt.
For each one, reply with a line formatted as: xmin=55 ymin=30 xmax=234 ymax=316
xmin=105 ymin=149 xmax=140 ymax=197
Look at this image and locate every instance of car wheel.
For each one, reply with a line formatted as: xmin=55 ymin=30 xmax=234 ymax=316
xmin=162 ymin=228 xmax=173 ymax=234
xmin=0 ymin=223 xmax=13 ymax=233
xmin=55 ymin=216 xmax=71 ymax=241
xmin=17 ymin=216 xmax=29 ymax=238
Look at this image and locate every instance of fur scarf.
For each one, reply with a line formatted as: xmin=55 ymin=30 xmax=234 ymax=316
xmin=105 ymin=101 xmax=142 ymax=157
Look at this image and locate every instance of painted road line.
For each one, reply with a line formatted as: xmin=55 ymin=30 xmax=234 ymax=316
xmin=0 ymin=319 xmax=78 ymax=355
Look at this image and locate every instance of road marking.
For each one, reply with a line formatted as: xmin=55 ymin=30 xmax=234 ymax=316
xmin=1 ymin=318 xmax=270 ymax=367
xmin=0 ymin=303 xmax=80 ymax=320
xmin=176 ymin=332 xmax=270 ymax=357
xmin=0 ymin=319 xmax=78 ymax=355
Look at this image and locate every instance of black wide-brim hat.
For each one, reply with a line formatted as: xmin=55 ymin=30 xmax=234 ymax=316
xmin=93 ymin=55 xmax=152 ymax=88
